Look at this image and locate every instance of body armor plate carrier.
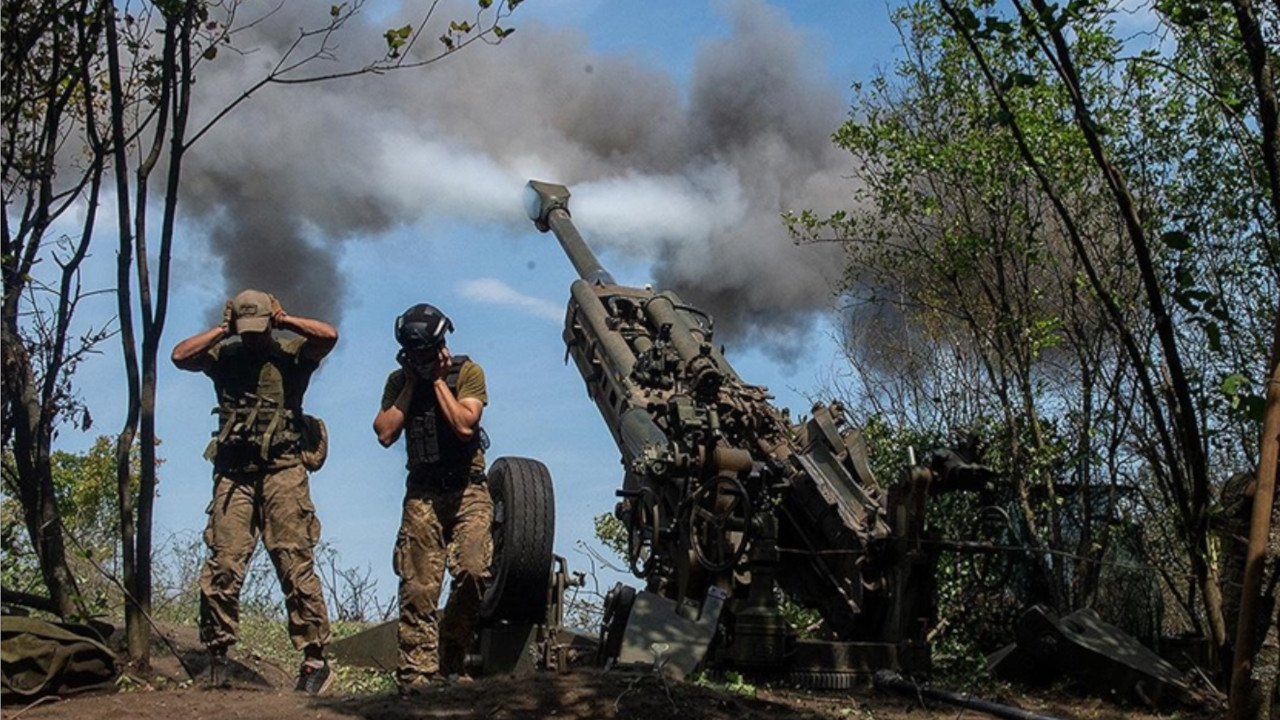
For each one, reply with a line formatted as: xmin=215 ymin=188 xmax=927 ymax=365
xmin=406 ymin=356 xmax=488 ymax=478
xmin=206 ymin=394 xmax=302 ymax=472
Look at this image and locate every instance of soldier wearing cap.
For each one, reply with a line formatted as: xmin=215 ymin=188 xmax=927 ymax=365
xmin=373 ymin=303 xmax=491 ymax=692
xmin=171 ymin=289 xmax=338 ymax=695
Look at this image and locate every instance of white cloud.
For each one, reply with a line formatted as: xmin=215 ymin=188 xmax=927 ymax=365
xmin=458 ymin=278 xmax=563 ymax=322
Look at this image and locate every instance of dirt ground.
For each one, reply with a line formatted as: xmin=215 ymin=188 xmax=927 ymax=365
xmin=4 ymin=671 xmax=1229 ymax=720
xmin=1 ymin=620 xmax=1227 ymax=720
xmin=4 ymin=653 xmax=1228 ymax=720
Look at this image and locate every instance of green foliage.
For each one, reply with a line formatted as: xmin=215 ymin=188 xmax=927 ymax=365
xmin=0 ymin=483 xmax=40 ymax=596
xmin=691 ymin=669 xmax=756 ymax=696
xmin=235 ymin=612 xmax=295 ymax=660
xmin=776 ymin=590 xmax=822 ymax=638
xmin=1220 ymin=373 xmax=1266 ymax=422
xmin=51 ymin=437 xmax=145 ymax=557
xmin=593 ymin=511 xmax=628 ymax=560
xmin=2 ymin=437 xmax=145 ymax=615
xmin=794 ymin=0 xmax=1275 ymax=653
xmin=330 ymin=661 xmax=398 ymax=695
xmin=384 ymin=24 xmax=412 ymax=56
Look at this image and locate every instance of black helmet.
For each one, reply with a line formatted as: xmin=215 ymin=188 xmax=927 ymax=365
xmin=395 ymin=303 xmax=454 ymax=351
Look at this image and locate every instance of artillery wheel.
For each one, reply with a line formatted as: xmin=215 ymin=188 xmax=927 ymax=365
xmin=686 ymin=475 xmax=752 ymax=573
xmin=480 ymin=457 xmax=556 ymax=624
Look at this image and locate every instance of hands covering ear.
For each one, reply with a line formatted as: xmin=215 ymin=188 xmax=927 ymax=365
xmin=269 ymin=294 xmax=285 ymax=322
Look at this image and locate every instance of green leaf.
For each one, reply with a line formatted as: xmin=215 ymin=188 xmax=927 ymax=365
xmin=1160 ymin=230 xmax=1192 ymax=251
xmin=479 ymin=0 xmax=492 ymax=7
xmin=1221 ymin=373 xmax=1248 ymax=396
xmin=1239 ymin=396 xmax=1266 ymax=423
xmin=1172 ymin=290 xmax=1198 ymax=312
xmin=1206 ymin=322 xmax=1221 ymax=353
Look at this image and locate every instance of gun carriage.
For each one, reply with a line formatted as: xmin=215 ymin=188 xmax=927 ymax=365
xmin=523 ymin=180 xmax=991 ymax=684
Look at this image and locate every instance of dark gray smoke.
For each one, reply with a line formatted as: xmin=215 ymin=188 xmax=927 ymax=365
xmin=181 ymin=0 xmax=853 ymax=358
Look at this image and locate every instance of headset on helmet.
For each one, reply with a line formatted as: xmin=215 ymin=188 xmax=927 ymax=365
xmin=395 ymin=303 xmax=454 ymax=351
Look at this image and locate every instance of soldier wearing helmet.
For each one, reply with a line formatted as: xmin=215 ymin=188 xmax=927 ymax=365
xmin=171 ymin=289 xmax=337 ymax=695
xmin=373 ymin=303 xmax=491 ymax=692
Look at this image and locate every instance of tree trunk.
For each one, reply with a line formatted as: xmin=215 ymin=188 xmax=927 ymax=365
xmin=1228 ymin=356 xmax=1280 ymax=720
xmin=1225 ymin=0 xmax=1280 ymax=716
xmin=101 ymin=0 xmax=148 ymax=665
xmin=2 ymin=329 xmax=83 ymax=619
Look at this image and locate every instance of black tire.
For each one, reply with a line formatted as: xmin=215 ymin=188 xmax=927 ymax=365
xmin=598 ymin=582 xmax=636 ymax=665
xmin=480 ymin=456 xmax=556 ymax=624
xmin=780 ymin=670 xmax=864 ymax=690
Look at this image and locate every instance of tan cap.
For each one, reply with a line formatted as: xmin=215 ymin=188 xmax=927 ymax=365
xmin=231 ymin=289 xmax=272 ymax=334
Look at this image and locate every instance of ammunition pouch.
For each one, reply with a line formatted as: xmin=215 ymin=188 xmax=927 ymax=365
xmin=204 ymin=395 xmax=301 ymax=472
xmin=406 ymin=412 xmax=441 ymax=469
xmin=405 ymin=410 xmax=489 ymax=480
xmin=299 ymin=414 xmax=328 ymax=472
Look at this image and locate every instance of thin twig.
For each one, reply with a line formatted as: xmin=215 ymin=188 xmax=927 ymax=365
xmin=10 ymin=695 xmax=62 ymax=719
xmin=613 ymin=674 xmax=644 ymax=709
xmin=59 ymin=520 xmax=199 ymax=681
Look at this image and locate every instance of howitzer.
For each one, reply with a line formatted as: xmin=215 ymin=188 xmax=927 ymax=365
xmin=524 ymin=180 xmax=991 ymax=684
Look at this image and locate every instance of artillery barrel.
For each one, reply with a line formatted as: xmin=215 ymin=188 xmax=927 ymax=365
xmin=547 ymin=208 xmax=615 ymax=286
xmin=525 ymin=180 xmax=616 ymax=286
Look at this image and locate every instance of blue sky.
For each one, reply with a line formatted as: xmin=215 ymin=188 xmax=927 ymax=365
xmin=53 ymin=0 xmax=907 ymax=612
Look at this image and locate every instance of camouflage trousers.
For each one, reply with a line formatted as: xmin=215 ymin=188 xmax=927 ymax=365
xmin=394 ymin=477 xmax=493 ymax=682
xmin=199 ymin=463 xmax=332 ymax=653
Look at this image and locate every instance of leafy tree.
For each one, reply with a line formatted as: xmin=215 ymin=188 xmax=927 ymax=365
xmin=792 ymin=1 xmax=1153 ymax=622
xmin=2 ymin=436 xmax=142 ymax=615
xmin=3 ymin=0 xmax=116 ymax=620
xmin=938 ymin=5 xmax=1276 ymax=709
xmin=792 ymin=3 xmax=1277 ymax=704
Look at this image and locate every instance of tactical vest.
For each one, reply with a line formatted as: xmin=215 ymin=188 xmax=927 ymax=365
xmin=205 ymin=339 xmax=308 ymax=473
xmin=405 ymin=356 xmax=488 ymax=478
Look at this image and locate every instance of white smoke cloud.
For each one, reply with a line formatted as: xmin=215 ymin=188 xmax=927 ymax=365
xmin=570 ymin=167 xmax=747 ymax=262
xmin=459 ymin=278 xmax=563 ymax=322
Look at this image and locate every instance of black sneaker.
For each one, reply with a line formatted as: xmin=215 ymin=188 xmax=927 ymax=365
xmin=295 ymin=659 xmax=333 ymax=696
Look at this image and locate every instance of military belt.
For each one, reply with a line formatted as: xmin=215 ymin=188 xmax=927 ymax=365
xmin=406 ymin=466 xmax=485 ymax=492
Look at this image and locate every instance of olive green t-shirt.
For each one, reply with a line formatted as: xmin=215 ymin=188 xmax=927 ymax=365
xmin=381 ymin=359 xmax=487 ymax=475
